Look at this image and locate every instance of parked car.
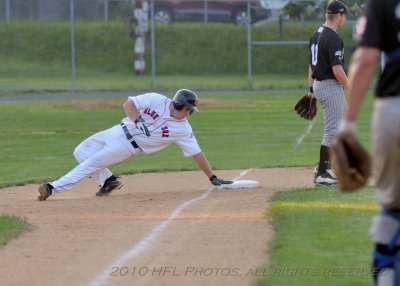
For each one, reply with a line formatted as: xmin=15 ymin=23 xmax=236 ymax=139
xmin=152 ymin=0 xmax=271 ymax=25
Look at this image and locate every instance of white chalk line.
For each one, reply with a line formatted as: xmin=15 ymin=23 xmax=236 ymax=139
xmin=88 ymin=168 xmax=253 ymax=286
xmin=296 ymin=120 xmax=314 ymax=146
xmin=277 ymin=120 xmax=315 ymax=165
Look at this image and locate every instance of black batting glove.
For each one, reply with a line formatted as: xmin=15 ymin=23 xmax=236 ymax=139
xmin=134 ymin=117 xmax=150 ymax=137
xmin=209 ymin=175 xmax=233 ymax=186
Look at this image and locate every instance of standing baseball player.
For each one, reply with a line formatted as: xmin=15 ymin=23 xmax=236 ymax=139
xmin=37 ymin=89 xmax=232 ymax=201
xmin=340 ymin=0 xmax=400 ymax=284
xmin=308 ymin=0 xmax=350 ymax=186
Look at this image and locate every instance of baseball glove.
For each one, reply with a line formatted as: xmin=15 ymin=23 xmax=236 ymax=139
xmin=330 ymin=133 xmax=371 ymax=192
xmin=293 ymin=95 xmax=317 ymax=120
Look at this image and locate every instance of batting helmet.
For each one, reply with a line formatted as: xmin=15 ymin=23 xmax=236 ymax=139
xmin=172 ymin=89 xmax=198 ymax=113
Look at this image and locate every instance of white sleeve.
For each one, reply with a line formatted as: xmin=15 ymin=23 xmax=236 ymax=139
xmin=130 ymin=93 xmax=164 ymax=111
xmin=175 ymin=133 xmax=202 ymax=157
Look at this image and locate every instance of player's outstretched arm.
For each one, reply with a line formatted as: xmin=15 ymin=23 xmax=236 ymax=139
xmin=192 ymin=152 xmax=213 ymax=178
xmin=192 ymin=152 xmax=233 ymax=186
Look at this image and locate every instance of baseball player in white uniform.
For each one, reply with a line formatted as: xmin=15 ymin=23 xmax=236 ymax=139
xmin=37 ymin=89 xmax=232 ymax=201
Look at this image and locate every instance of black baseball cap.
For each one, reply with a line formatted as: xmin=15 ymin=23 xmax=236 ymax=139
xmin=326 ymin=1 xmax=348 ymax=15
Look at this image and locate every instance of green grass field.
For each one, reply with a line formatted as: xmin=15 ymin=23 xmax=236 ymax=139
xmin=0 ymin=91 xmax=373 ymax=188
xmin=0 ymin=73 xmax=308 ymax=94
xmin=0 ymin=214 xmax=31 ymax=246
xmin=259 ymin=187 xmax=377 ymax=286
xmin=0 ymin=90 xmax=379 ymax=285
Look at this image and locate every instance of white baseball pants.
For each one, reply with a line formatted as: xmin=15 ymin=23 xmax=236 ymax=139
xmin=50 ymin=125 xmax=140 ymax=194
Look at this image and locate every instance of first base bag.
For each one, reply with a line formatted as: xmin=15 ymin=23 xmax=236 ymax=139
xmin=218 ymin=180 xmax=260 ymax=189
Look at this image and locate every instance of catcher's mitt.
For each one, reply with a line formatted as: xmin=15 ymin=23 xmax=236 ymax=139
xmin=330 ymin=133 xmax=371 ymax=192
xmin=293 ymin=95 xmax=317 ymax=120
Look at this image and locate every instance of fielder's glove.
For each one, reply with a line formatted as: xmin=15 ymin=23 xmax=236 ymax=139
xmin=135 ymin=117 xmax=150 ymax=137
xmin=209 ymin=175 xmax=233 ymax=186
xmin=293 ymin=94 xmax=317 ymax=120
xmin=330 ymin=121 xmax=371 ymax=192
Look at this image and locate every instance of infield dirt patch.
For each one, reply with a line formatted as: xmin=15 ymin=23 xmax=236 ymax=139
xmin=0 ymin=167 xmax=313 ymax=286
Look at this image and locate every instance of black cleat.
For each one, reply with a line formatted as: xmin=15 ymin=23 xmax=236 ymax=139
xmin=96 ymin=178 xmax=123 ymax=197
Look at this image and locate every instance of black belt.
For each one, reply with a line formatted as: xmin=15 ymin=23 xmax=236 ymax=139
xmin=120 ymin=123 xmax=140 ymax=149
xmin=316 ymin=78 xmax=335 ymax=81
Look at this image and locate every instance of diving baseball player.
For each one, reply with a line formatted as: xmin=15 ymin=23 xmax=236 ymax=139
xmin=37 ymin=89 xmax=232 ymax=200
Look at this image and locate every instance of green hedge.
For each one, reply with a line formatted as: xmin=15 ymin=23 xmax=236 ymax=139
xmin=0 ymin=22 xmax=132 ymax=73
xmin=0 ymin=21 xmax=354 ymax=75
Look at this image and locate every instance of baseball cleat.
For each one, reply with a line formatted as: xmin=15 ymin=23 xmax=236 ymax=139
xmin=313 ymin=164 xmax=337 ymax=179
xmin=327 ymin=169 xmax=337 ymax=179
xmin=314 ymin=172 xmax=337 ymax=186
xmin=96 ymin=178 xmax=123 ymax=197
xmin=38 ymin=183 xmax=52 ymax=201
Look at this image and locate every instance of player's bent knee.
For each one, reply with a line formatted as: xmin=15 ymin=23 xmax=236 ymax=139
xmin=371 ymin=210 xmax=400 ymax=286
xmin=73 ymin=145 xmax=87 ymax=163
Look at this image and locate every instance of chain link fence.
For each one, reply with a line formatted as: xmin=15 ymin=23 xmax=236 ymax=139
xmin=0 ymin=0 xmax=359 ymax=91
xmin=0 ymin=0 xmax=135 ymax=22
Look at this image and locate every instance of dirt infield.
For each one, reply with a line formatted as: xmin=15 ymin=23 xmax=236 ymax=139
xmin=0 ymin=167 xmax=313 ymax=286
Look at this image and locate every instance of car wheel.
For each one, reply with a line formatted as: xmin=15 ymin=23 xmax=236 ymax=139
xmin=232 ymin=8 xmax=254 ymax=25
xmin=154 ymin=7 xmax=174 ymax=24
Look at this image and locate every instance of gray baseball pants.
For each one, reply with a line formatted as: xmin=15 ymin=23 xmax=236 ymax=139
xmin=373 ymin=96 xmax=400 ymax=209
xmin=314 ymin=79 xmax=347 ymax=147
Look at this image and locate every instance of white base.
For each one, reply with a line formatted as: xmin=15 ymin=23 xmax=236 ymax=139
xmin=218 ymin=180 xmax=260 ymax=189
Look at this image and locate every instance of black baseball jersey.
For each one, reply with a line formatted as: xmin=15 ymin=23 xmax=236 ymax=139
xmin=358 ymin=0 xmax=400 ymax=98
xmin=309 ymin=26 xmax=345 ymax=81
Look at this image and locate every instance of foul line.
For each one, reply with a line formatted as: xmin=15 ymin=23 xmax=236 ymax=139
xmin=277 ymin=120 xmax=315 ymax=165
xmin=272 ymin=201 xmax=379 ymax=211
xmin=88 ymin=169 xmax=253 ymax=286
xmin=296 ymin=120 xmax=315 ymax=145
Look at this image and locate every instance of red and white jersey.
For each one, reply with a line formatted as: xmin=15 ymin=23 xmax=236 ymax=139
xmin=121 ymin=92 xmax=201 ymax=157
